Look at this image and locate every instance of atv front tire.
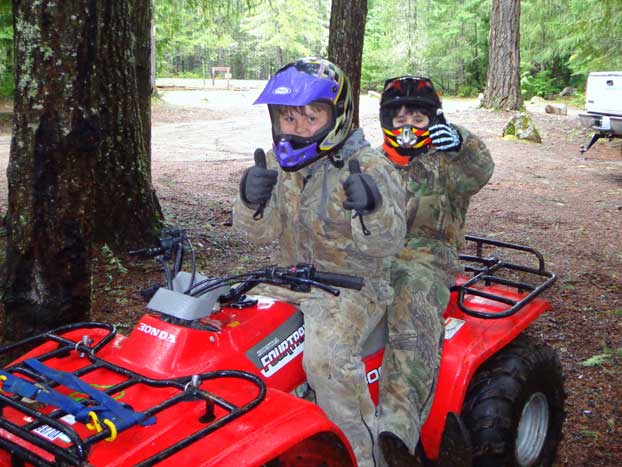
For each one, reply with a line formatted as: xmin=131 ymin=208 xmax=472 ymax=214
xmin=462 ymin=334 xmax=565 ymax=467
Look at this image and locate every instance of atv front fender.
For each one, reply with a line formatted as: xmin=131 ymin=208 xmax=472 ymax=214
xmin=167 ymin=388 xmax=356 ymax=467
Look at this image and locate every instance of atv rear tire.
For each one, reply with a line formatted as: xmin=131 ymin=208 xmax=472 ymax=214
xmin=462 ymin=334 xmax=565 ymax=467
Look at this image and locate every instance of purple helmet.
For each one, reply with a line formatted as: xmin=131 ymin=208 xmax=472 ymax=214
xmin=254 ymin=57 xmax=353 ymax=171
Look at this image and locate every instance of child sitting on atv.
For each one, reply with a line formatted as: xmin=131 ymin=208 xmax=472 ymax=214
xmin=233 ymin=58 xmax=407 ymax=467
xmin=376 ymin=75 xmax=495 ymax=465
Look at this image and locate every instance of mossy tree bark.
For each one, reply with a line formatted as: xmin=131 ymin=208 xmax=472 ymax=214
xmin=93 ymin=1 xmax=162 ymax=244
xmin=3 ymin=1 xmax=161 ymax=340
xmin=327 ymin=0 xmax=367 ymax=129
xmin=482 ymin=0 xmax=523 ymax=110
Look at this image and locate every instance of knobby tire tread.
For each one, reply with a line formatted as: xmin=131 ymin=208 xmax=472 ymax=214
xmin=462 ymin=334 xmax=565 ymax=467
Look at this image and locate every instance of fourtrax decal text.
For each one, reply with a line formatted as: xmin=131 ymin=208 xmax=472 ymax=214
xmin=247 ymin=311 xmax=305 ymax=377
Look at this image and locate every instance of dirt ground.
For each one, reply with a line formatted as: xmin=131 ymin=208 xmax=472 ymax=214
xmin=0 ymin=82 xmax=621 ymax=465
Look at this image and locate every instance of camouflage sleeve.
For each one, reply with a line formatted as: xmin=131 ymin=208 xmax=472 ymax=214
xmin=232 ymin=154 xmax=283 ymax=245
xmin=232 ymin=192 xmax=282 ymax=245
xmin=447 ymin=125 xmax=495 ymax=196
xmin=350 ymin=148 xmax=407 ymax=257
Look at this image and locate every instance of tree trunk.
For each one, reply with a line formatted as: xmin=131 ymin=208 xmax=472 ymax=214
xmin=150 ymin=1 xmax=158 ymax=98
xmin=4 ymin=0 xmax=100 ymax=339
xmin=93 ymin=2 xmax=162 ymax=245
xmin=482 ymin=0 xmax=523 ymax=110
xmin=133 ymin=0 xmax=153 ymax=166
xmin=327 ymin=0 xmax=368 ymax=128
xmin=4 ymin=1 xmax=162 ymax=340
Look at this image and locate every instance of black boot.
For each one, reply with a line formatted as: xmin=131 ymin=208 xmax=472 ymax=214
xmin=379 ymin=432 xmax=425 ymax=467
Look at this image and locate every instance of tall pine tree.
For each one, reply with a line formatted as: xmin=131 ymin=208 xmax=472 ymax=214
xmin=482 ymin=0 xmax=523 ymax=109
xmin=3 ymin=1 xmax=161 ymax=340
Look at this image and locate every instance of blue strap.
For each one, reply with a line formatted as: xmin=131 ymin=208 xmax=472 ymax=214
xmin=0 ymin=369 xmax=94 ymax=422
xmin=23 ymin=359 xmax=155 ymax=430
xmin=1 ymin=359 xmax=156 ymax=433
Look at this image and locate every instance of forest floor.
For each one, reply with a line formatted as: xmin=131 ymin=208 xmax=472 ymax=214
xmin=0 ymin=81 xmax=621 ymax=466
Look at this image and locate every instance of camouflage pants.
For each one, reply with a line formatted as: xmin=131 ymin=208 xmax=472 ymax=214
xmin=257 ymin=285 xmax=388 ymax=467
xmin=377 ymin=256 xmax=452 ymax=454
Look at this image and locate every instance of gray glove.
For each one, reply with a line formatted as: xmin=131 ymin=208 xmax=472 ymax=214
xmin=240 ymin=149 xmax=278 ymax=208
xmin=429 ymin=123 xmax=462 ymax=152
xmin=343 ymin=159 xmax=382 ymax=215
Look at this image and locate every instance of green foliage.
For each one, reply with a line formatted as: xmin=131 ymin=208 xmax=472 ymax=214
xmin=0 ymin=0 xmax=12 ymax=97
xmin=100 ymin=244 xmax=128 ymax=275
xmin=0 ymin=0 xmax=618 ymax=99
xmin=520 ymin=70 xmax=559 ymax=98
xmin=457 ymin=85 xmax=478 ymax=97
xmin=558 ymin=0 xmax=622 ymax=74
xmin=155 ymin=0 xmax=329 ymax=79
xmin=362 ymin=0 xmax=491 ymax=95
xmin=581 ymin=347 xmax=622 ymax=367
xmin=521 ymin=0 xmax=622 ymax=91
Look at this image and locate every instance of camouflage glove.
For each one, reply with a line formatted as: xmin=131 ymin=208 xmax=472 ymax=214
xmin=428 ymin=123 xmax=462 ymax=152
xmin=240 ymin=149 xmax=278 ymax=208
xmin=343 ymin=159 xmax=382 ymax=215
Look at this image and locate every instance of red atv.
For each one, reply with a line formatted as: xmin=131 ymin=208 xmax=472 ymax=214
xmin=0 ymin=230 xmax=564 ymax=467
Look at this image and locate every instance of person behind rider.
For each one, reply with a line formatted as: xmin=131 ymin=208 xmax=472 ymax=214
xmin=376 ymin=75 xmax=495 ymax=465
xmin=233 ymin=58 xmax=406 ymax=467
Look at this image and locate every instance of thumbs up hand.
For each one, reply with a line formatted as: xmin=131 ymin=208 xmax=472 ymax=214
xmin=240 ymin=148 xmax=278 ymax=208
xmin=342 ymin=159 xmax=382 ymax=215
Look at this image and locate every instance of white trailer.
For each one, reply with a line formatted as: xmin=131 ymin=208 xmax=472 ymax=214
xmin=578 ymin=71 xmax=622 ymax=153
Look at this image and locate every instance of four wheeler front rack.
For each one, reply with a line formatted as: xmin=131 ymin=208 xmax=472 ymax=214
xmin=0 ymin=323 xmax=266 ymax=467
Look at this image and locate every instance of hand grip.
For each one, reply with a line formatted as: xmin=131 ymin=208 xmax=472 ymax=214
xmin=254 ymin=148 xmax=267 ymax=168
xmin=312 ymin=270 xmax=364 ymax=290
xmin=128 ymin=247 xmax=164 ymax=257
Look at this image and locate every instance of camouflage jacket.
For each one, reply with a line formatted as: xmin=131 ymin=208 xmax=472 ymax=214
xmin=234 ymin=129 xmax=407 ymax=300
xmin=387 ymin=125 xmax=494 ymax=269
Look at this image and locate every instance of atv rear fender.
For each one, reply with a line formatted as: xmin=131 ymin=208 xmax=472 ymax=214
xmin=420 ymin=280 xmax=553 ymax=461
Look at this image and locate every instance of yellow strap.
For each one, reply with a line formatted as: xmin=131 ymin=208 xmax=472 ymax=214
xmin=0 ymin=374 xmax=6 ymax=392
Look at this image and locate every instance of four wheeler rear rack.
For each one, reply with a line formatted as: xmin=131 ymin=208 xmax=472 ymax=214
xmin=456 ymin=235 xmax=557 ymax=319
xmin=0 ymin=323 xmax=266 ymax=467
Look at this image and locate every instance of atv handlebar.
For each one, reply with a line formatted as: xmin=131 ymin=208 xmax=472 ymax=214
xmin=206 ymin=264 xmax=363 ymax=301
xmin=131 ymin=230 xmax=364 ymax=309
xmin=262 ymin=264 xmax=364 ymax=293
xmin=128 ymin=246 xmax=166 ymax=257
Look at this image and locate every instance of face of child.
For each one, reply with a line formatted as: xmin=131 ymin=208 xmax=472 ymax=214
xmin=278 ymin=104 xmax=331 ymax=138
xmin=392 ymin=106 xmax=430 ymax=129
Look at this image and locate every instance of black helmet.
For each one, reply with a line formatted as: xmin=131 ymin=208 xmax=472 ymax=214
xmin=380 ymin=76 xmax=443 ymax=163
xmin=380 ymin=76 xmax=442 ymax=112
